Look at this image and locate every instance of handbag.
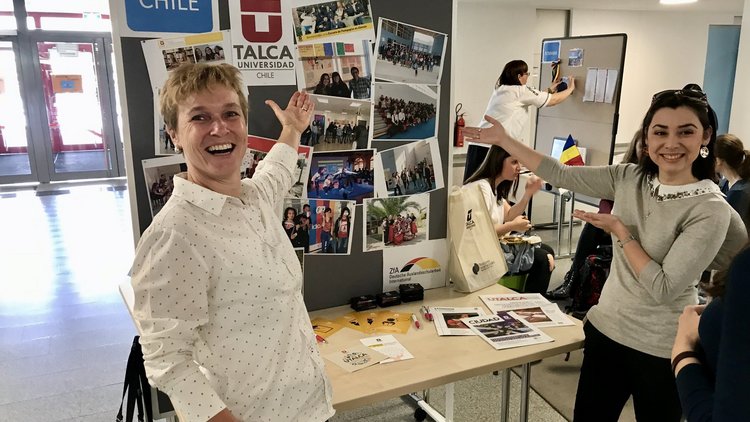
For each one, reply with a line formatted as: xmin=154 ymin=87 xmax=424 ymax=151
xmin=500 ymin=240 xmax=537 ymax=274
xmin=448 ymin=185 xmax=508 ymax=292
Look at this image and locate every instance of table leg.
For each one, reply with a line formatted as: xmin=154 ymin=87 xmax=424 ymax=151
xmin=557 ymin=193 xmax=565 ymax=253
xmin=568 ymin=192 xmax=576 ymax=256
xmin=445 ymin=382 xmax=455 ymax=422
xmin=500 ymin=368 xmax=510 ymax=422
xmin=519 ymin=363 xmax=531 ymax=422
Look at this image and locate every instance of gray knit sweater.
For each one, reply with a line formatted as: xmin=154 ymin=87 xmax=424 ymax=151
xmin=536 ymin=156 xmax=747 ymax=358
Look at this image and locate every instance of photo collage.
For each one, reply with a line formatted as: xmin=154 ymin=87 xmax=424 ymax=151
xmin=140 ymin=6 xmax=448 ymax=258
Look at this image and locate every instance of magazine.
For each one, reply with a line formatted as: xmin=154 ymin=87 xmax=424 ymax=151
xmin=360 ymin=335 xmax=414 ymax=363
xmin=432 ymin=306 xmax=486 ymax=336
xmin=479 ymin=293 xmax=575 ymax=327
xmin=462 ymin=312 xmax=554 ymax=350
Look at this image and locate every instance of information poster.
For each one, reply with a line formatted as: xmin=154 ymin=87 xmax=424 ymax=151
xmin=229 ymin=0 xmax=297 ymax=86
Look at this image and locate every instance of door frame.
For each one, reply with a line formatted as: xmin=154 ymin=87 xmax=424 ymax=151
xmin=23 ymin=31 xmax=124 ymax=182
xmin=0 ymin=34 xmax=39 ymax=184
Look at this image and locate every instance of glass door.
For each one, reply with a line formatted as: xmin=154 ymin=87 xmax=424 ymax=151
xmin=33 ymin=38 xmax=121 ymax=180
xmin=0 ymin=38 xmax=36 ymax=183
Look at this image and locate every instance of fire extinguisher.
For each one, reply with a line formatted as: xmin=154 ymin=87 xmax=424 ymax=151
xmin=454 ymin=103 xmax=465 ymax=147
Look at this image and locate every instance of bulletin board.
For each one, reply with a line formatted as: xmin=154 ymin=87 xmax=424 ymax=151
xmin=113 ymin=0 xmax=452 ymax=311
xmin=534 ymin=34 xmax=627 ymax=167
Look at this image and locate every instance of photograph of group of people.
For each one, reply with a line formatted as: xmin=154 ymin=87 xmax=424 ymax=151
xmin=292 ymin=0 xmax=374 ymax=44
xmin=363 ymin=193 xmax=429 ymax=252
xmin=303 ymin=96 xmax=372 ymax=152
xmin=281 ymin=198 xmax=356 ymax=255
xmin=247 ymin=136 xmax=312 ymax=198
xmin=307 ymin=149 xmax=375 ymax=203
xmin=141 ymin=155 xmax=187 ymax=217
xmin=374 ymin=138 xmax=444 ymax=197
xmin=162 ymin=47 xmax=195 ymax=70
xmin=192 ymin=44 xmax=226 ymax=63
xmin=373 ymin=18 xmax=447 ymax=85
xmin=296 ymin=40 xmax=373 ymax=101
xmin=372 ymin=83 xmax=438 ymax=140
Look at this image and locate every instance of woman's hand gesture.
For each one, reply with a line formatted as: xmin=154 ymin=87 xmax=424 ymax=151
xmin=463 ymin=115 xmax=509 ymax=147
xmin=572 ymin=209 xmax=625 ymax=235
xmin=265 ymin=91 xmax=315 ymax=134
xmin=524 ymin=175 xmax=543 ymax=197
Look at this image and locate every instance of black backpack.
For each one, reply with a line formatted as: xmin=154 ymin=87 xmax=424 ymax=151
xmin=568 ymin=245 xmax=613 ymax=319
xmin=117 ymin=336 xmax=153 ymax=422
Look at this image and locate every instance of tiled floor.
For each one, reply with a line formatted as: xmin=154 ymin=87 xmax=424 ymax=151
xmin=0 ymin=184 xmax=136 ymax=422
xmin=0 ymin=181 xmax=590 ymax=422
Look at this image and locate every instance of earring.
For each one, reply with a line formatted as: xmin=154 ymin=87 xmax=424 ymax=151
xmin=699 ymin=146 xmax=709 ymax=158
xmin=174 ymin=145 xmax=182 ymax=153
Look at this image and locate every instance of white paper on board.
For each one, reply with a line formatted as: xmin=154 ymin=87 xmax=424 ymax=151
xmin=595 ymin=68 xmax=607 ymax=103
xmin=604 ymin=69 xmax=619 ymax=104
xmin=583 ymin=68 xmax=597 ymax=102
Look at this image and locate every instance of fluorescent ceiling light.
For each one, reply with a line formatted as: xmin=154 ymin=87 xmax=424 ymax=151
xmin=317 ymin=97 xmax=329 ymax=103
xmin=342 ymin=112 xmax=348 ymax=115
xmin=660 ymin=0 xmax=698 ymax=4
xmin=350 ymin=102 xmax=362 ymax=107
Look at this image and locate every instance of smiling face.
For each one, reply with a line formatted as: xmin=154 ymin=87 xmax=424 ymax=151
xmin=646 ymin=106 xmax=710 ymax=185
xmin=168 ymin=84 xmax=247 ymax=192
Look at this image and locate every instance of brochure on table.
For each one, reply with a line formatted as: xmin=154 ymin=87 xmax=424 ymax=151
xmin=324 ymin=344 xmax=388 ymax=373
xmin=360 ymin=335 xmax=414 ymax=363
xmin=462 ymin=312 xmax=554 ymax=351
xmin=432 ymin=306 xmax=486 ymax=336
xmin=479 ymin=293 xmax=575 ymax=328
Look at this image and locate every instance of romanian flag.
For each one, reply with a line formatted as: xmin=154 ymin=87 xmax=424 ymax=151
xmin=560 ymin=135 xmax=585 ymax=166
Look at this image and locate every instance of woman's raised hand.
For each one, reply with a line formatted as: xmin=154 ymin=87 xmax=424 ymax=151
xmin=265 ymin=91 xmax=315 ymax=134
xmin=463 ymin=115 xmax=509 ymax=147
xmin=524 ymin=175 xmax=544 ymax=197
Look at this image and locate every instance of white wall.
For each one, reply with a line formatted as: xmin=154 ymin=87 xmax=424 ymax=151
xmin=570 ymin=9 xmax=737 ymax=147
xmin=453 ymin=3 xmax=740 ymax=156
xmin=729 ymin=0 xmax=750 ymax=141
xmin=454 ymin=3 xmax=536 ymax=153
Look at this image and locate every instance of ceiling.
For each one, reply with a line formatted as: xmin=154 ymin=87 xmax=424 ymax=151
xmin=460 ymin=0 xmax=745 ymax=14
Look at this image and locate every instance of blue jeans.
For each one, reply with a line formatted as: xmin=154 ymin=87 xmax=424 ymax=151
xmin=321 ymin=231 xmax=332 ymax=253
xmin=336 ymin=237 xmax=348 ymax=253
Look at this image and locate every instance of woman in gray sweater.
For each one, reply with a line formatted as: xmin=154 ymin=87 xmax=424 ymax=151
xmin=464 ymin=89 xmax=747 ymax=422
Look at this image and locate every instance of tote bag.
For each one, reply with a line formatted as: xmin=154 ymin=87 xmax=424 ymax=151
xmin=448 ymin=185 xmax=508 ymax=292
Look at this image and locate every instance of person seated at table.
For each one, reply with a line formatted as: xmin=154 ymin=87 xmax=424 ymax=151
xmin=130 ymin=63 xmax=333 ymax=422
xmin=463 ymin=145 xmax=555 ymax=295
xmin=464 ymin=87 xmax=747 ymax=422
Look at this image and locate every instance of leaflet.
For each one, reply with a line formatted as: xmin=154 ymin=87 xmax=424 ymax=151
xmin=360 ymin=335 xmax=414 ymax=363
xmin=462 ymin=312 xmax=554 ymax=351
xmin=431 ymin=306 xmax=486 ymax=336
xmin=479 ymin=293 xmax=575 ymax=328
xmin=323 ymin=344 xmax=388 ymax=373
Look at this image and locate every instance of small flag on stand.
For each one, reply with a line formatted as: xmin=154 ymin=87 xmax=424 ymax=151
xmin=560 ymin=135 xmax=585 ymax=166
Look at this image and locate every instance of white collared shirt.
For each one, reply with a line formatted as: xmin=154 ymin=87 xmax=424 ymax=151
xmin=131 ymin=143 xmax=334 ymax=422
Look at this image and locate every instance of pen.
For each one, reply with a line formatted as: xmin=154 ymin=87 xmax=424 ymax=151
xmin=421 ymin=306 xmax=433 ymax=322
xmin=315 ymin=335 xmax=328 ymax=344
xmin=411 ymin=313 xmax=422 ymax=329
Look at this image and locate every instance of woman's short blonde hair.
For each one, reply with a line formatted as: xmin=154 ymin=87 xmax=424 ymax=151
xmin=160 ymin=63 xmax=248 ymax=131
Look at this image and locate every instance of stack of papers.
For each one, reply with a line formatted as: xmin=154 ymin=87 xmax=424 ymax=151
xmin=462 ymin=312 xmax=554 ymax=350
xmin=431 ymin=306 xmax=487 ymax=336
xmin=480 ymin=293 xmax=575 ymax=328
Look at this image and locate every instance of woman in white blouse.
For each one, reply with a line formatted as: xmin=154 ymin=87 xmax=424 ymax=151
xmin=463 ymin=59 xmax=575 ymax=182
xmin=130 ymin=63 xmax=333 ymax=422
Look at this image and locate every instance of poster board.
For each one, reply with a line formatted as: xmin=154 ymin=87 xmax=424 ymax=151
xmin=112 ymin=1 xmax=452 ymax=311
xmin=535 ymin=34 xmax=627 ymax=168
